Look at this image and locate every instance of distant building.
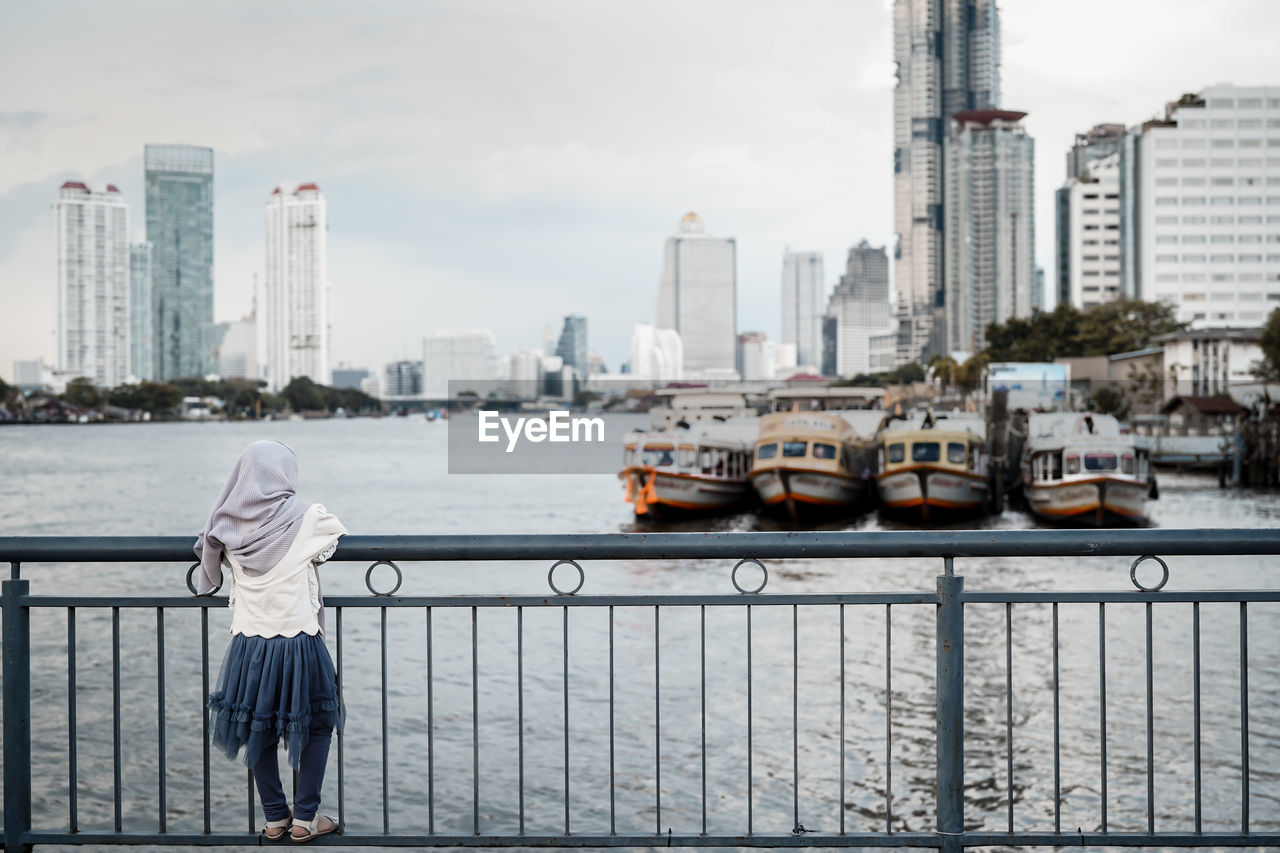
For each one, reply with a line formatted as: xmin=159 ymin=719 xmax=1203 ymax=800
xmin=826 ymin=241 xmax=894 ymax=377
xmin=944 ymin=109 xmax=1036 ymax=354
xmin=893 ymin=0 xmax=1001 ymax=364
xmin=264 ymin=183 xmax=329 ymax=390
xmin=1065 ymin=123 xmax=1126 ymax=180
xmin=214 ymin=317 xmax=258 ymax=381
xmin=1155 ymin=327 xmax=1264 ymax=398
xmin=587 ymin=352 xmax=607 ymax=376
xmin=129 ymin=243 xmax=153 ymax=381
xmin=145 ymin=144 xmax=214 ymax=380
xmin=55 ymin=181 xmax=130 ymax=388
xmin=359 ymin=375 xmax=381 ymax=399
xmin=781 ymin=251 xmax=825 ymax=368
xmin=555 ymin=315 xmax=588 ymax=373
xmin=423 ymin=329 xmax=497 ymax=397
xmin=332 ymin=366 xmax=372 ymax=390
xmin=383 ymin=360 xmax=423 ymax=397
xmin=1056 ymin=152 xmax=1122 ymax=309
xmin=629 ymin=323 xmax=682 ymax=380
xmin=657 ymin=213 xmax=736 ymax=377
xmin=820 ymin=316 xmax=838 ymax=377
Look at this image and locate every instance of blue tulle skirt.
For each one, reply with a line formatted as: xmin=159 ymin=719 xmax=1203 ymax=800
xmin=207 ymin=632 xmax=343 ymax=769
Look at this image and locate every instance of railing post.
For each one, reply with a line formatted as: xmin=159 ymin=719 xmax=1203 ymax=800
xmin=3 ymin=574 xmax=33 ymax=853
xmin=936 ymin=560 xmax=964 ymax=853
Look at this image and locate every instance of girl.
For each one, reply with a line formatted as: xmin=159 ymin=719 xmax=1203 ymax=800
xmin=194 ymin=440 xmax=345 ymax=842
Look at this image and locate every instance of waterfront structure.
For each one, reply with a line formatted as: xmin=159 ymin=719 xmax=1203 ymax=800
xmin=1133 ymin=85 xmax=1280 ymax=327
xmin=826 ymin=240 xmax=895 ymax=376
xmin=1056 ymin=152 xmax=1122 ymax=309
xmin=781 ymin=250 xmax=824 ymax=368
xmin=145 ymin=144 xmax=214 ymax=380
xmin=893 ymin=0 xmax=1001 ymax=364
xmin=213 ymin=316 xmax=257 ymax=381
xmin=657 ymin=213 xmax=736 ymax=378
xmin=264 ymin=183 xmax=329 ymax=390
xmin=629 ymin=323 xmax=682 ymax=380
xmin=1154 ymin=327 xmax=1264 ymax=397
xmin=423 ymin=329 xmax=497 ymax=397
xmin=944 ymin=109 xmax=1035 ymax=354
xmin=555 ymin=315 xmax=588 ymax=374
xmin=129 ymin=243 xmax=153 ymax=381
xmin=383 ymin=360 xmax=422 ymax=397
xmin=54 ymin=181 xmax=130 ymax=388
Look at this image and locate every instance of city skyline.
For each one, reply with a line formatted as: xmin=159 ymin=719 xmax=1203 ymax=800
xmin=2 ymin=1 xmax=1278 ymax=378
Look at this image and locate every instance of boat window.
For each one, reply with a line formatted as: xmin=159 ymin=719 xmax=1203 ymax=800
xmin=813 ymin=442 xmax=837 ymax=459
xmin=699 ymin=447 xmax=714 ymax=473
xmin=841 ymin=447 xmax=856 ymax=473
xmin=643 ymin=447 xmax=675 ymax=466
xmin=1086 ymin=453 xmax=1118 ymax=471
xmin=714 ymin=450 xmax=727 ymax=476
xmin=947 ymin=442 xmax=965 ymax=464
xmin=887 ymin=443 xmax=905 ymax=463
xmin=912 ymin=442 xmax=941 ymax=462
xmin=678 ymin=446 xmax=697 ymax=467
xmin=757 ymin=443 xmax=778 ymax=459
xmin=782 ymin=441 xmax=807 ymax=457
xmin=1051 ymin=453 xmax=1063 ymax=479
xmin=1065 ymin=454 xmax=1080 ymax=475
xmin=1121 ymin=454 xmax=1134 ymax=474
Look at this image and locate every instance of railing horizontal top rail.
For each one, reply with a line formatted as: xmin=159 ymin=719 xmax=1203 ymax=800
xmin=4 ymin=527 xmax=1280 ymax=564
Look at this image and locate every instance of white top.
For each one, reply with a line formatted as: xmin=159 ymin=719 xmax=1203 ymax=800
xmin=225 ymin=503 xmax=347 ymax=638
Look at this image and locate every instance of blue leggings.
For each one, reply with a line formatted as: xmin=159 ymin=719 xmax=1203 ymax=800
xmin=252 ymin=723 xmax=333 ymax=823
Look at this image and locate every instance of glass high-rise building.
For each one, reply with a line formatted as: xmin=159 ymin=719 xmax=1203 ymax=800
xmin=129 ymin=242 xmax=153 ymax=381
xmin=145 ymin=143 xmax=214 ymax=380
xmin=780 ymin=250 xmax=825 ymax=369
xmin=555 ymin=315 xmax=588 ymax=374
xmin=657 ymin=212 xmax=737 ymax=378
xmin=893 ymin=0 xmax=1001 ymax=363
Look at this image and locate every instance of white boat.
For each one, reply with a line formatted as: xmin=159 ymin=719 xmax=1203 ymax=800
xmin=1022 ymin=412 xmax=1153 ymax=526
xmin=876 ymin=410 xmax=990 ymax=520
xmin=620 ymin=420 xmax=757 ymax=517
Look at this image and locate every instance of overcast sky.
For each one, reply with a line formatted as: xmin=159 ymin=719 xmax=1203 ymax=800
xmin=2 ymin=0 xmax=1277 ymax=378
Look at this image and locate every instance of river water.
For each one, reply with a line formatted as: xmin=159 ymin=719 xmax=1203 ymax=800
xmin=1 ymin=418 xmax=1278 ymax=844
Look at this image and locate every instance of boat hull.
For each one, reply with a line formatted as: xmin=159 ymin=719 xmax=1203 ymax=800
xmin=877 ymin=466 xmax=989 ymax=519
xmin=1024 ymin=477 xmax=1147 ymax=526
xmin=750 ymin=468 xmax=869 ymax=517
xmin=624 ymin=468 xmax=751 ymax=517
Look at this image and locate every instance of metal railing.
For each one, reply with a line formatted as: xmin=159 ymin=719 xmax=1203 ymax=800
xmin=1 ymin=529 xmax=1278 ymax=850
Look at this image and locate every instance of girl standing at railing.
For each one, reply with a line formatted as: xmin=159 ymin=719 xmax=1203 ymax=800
xmin=194 ymin=439 xmax=345 ymax=842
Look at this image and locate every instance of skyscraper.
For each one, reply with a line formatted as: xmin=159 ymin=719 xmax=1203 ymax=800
xmin=555 ymin=315 xmax=588 ymax=374
xmin=893 ymin=0 xmax=1001 ymax=364
xmin=145 ymin=144 xmax=214 ymax=380
xmin=129 ymin=242 xmax=153 ymax=381
xmin=264 ymin=183 xmax=330 ymax=390
xmin=55 ymin=182 xmax=130 ymax=388
xmin=1056 ymin=151 xmax=1121 ymax=310
xmin=780 ymin=250 xmax=825 ymax=368
xmin=944 ymin=110 xmax=1035 ymax=353
xmin=657 ymin=213 xmax=736 ymax=378
xmin=629 ymin=324 xmax=683 ymax=380
xmin=826 ymin=240 xmax=895 ymax=376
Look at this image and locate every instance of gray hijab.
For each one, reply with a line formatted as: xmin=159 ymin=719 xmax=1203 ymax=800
xmin=193 ymin=440 xmax=312 ymax=595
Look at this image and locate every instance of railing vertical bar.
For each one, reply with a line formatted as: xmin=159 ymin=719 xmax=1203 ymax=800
xmin=518 ymin=605 xmax=525 ymax=837
xmin=112 ymin=606 xmax=122 ymax=833
xmin=155 ymin=607 xmax=165 ymax=834
xmin=335 ymin=607 xmax=345 ymax=832
xmin=885 ymin=603 xmax=893 ymax=834
xmin=1145 ymin=600 xmax=1154 ymax=834
xmin=654 ymin=604 xmax=661 ymax=837
xmin=472 ymin=605 xmax=479 ymax=836
xmin=381 ymin=605 xmax=390 ymax=835
xmin=1005 ymin=602 xmax=1013 ymax=834
xmin=1099 ymin=602 xmax=1108 ymax=834
xmin=1052 ymin=601 xmax=1060 ymax=835
xmin=792 ymin=603 xmax=799 ymax=833
xmin=700 ymin=603 xmax=707 ymax=837
xmin=246 ymin=769 xmax=254 ymax=834
xmin=839 ymin=604 xmax=846 ymax=836
xmin=1193 ymin=601 xmax=1202 ymax=834
xmin=2 ymin=574 xmax=32 ymax=853
xmin=609 ymin=605 xmax=616 ymax=836
xmin=201 ymin=607 xmax=211 ymax=835
xmin=1240 ymin=601 xmax=1250 ymax=835
xmin=746 ymin=603 xmax=753 ymax=836
xmin=426 ymin=606 xmax=434 ymax=835
xmin=563 ymin=605 xmax=571 ymax=837
xmin=68 ymin=606 xmax=79 ymax=834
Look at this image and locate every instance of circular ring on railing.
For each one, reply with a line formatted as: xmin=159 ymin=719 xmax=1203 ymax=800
xmin=732 ymin=557 xmax=768 ymax=595
xmin=186 ymin=562 xmax=221 ymax=596
xmin=365 ymin=560 xmax=403 ymax=597
xmin=1129 ymin=554 xmax=1169 ymax=592
xmin=548 ymin=559 xmax=585 ymax=596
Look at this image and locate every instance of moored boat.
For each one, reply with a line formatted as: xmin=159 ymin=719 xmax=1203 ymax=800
xmin=620 ymin=421 xmax=757 ymax=518
xmin=876 ymin=410 xmax=990 ymax=520
xmin=1022 ymin=412 xmax=1154 ymax=525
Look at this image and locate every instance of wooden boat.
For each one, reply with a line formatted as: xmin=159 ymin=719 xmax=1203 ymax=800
xmin=1022 ymin=412 xmax=1153 ymax=525
xmin=876 ymin=410 xmax=990 ymax=520
xmin=620 ymin=420 xmax=757 ymax=518
xmin=749 ymin=408 xmax=884 ymax=519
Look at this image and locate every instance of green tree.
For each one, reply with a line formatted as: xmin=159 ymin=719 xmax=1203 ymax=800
xmin=1256 ymin=307 xmax=1280 ymax=380
xmin=282 ymin=377 xmax=326 ymax=412
xmin=982 ymin=300 xmax=1185 ymax=362
xmin=62 ymin=377 xmax=101 ymax=408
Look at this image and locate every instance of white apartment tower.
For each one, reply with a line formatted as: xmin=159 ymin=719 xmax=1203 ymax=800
xmin=55 ymin=181 xmax=130 ymax=387
xmin=629 ymin=324 xmax=683 ymax=380
xmin=1057 ymin=152 xmax=1123 ymax=309
xmin=423 ymin=329 xmax=498 ymax=397
xmin=657 ymin=213 xmax=737 ymax=378
xmin=944 ymin=109 xmax=1035 ymax=354
xmin=264 ymin=183 xmax=329 ymax=391
xmin=893 ymin=0 xmax=1001 ymax=364
xmin=1136 ymin=85 xmax=1280 ymax=327
xmin=780 ymin=250 xmax=824 ymax=368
